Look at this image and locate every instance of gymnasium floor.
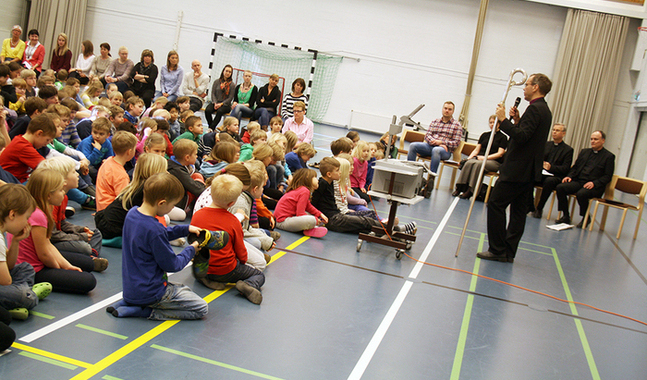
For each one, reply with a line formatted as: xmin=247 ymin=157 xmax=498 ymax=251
xmin=1 ymin=124 xmax=646 ymax=380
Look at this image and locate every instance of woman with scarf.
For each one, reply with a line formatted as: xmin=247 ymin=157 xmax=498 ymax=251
xmin=204 ymin=64 xmax=236 ymax=130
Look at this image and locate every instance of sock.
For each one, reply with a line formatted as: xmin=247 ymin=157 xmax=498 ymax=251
xmin=106 ymin=299 xmax=128 ymax=314
xmin=112 ymin=306 xmax=152 ymax=318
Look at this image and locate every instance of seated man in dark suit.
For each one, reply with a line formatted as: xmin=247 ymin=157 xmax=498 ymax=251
xmin=531 ymin=123 xmax=574 ymax=218
xmin=554 ymin=130 xmax=615 ymax=228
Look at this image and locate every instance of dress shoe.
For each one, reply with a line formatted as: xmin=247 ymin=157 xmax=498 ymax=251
xmin=476 ymin=250 xmax=513 ymax=263
xmin=576 ymin=215 xmax=592 ymax=229
xmin=555 ymin=215 xmax=571 ymax=224
xmin=452 ymin=189 xmax=461 ymax=197
xmin=459 ymin=189 xmax=473 ymax=199
xmin=531 ymin=209 xmax=542 ymax=219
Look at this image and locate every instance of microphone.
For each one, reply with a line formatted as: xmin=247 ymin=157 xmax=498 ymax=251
xmin=510 ymin=97 xmax=521 ymax=121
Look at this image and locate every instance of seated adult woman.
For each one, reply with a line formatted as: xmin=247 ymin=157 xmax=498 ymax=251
xmin=129 ymin=49 xmax=158 ymax=108
xmin=281 ymin=77 xmax=307 ymax=121
xmin=21 ymin=29 xmax=44 ymax=75
xmin=204 ymin=64 xmax=235 ymax=130
xmin=50 ymin=33 xmax=72 ymax=73
xmin=69 ymin=40 xmax=95 ymax=85
xmin=230 ymin=70 xmax=258 ymax=123
xmin=1 ymin=25 xmax=25 ymax=63
xmin=282 ymin=101 xmax=313 ymax=146
xmin=180 ymin=59 xmax=210 ymax=112
xmin=253 ymin=74 xmax=281 ymax=129
xmin=90 ymin=42 xmax=112 ymax=84
xmin=155 ymin=50 xmax=183 ymax=102
xmin=103 ymin=46 xmax=134 ymax=94
xmin=453 ymin=115 xmax=508 ymax=199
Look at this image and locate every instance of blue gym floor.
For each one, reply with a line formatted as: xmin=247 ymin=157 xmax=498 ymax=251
xmin=1 ymin=123 xmax=646 ymax=380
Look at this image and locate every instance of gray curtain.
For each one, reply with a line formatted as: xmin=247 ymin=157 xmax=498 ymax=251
xmin=27 ymin=0 xmax=88 ymax=71
xmin=550 ymin=9 xmax=629 ymax=153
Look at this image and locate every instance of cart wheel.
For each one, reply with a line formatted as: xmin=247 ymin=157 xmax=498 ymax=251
xmin=405 ymin=242 xmax=413 ymax=250
xmin=396 ymin=249 xmax=403 ymax=260
xmin=356 ymin=240 xmax=363 ymax=252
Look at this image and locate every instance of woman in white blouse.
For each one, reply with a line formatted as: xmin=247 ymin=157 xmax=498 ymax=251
xmin=69 ymin=40 xmax=95 ymax=85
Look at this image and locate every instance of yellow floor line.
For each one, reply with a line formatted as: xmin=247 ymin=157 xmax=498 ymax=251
xmin=12 ymin=342 xmax=92 ymax=368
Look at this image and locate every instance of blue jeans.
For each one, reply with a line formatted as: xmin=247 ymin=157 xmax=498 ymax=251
xmin=154 ymin=91 xmax=178 ymax=102
xmin=230 ymin=105 xmax=254 ymax=124
xmin=148 ymin=282 xmax=208 ymax=320
xmin=67 ymin=188 xmax=89 ymax=205
xmin=254 ymin=108 xmax=275 ymax=127
xmin=207 ymin=261 xmax=265 ymax=290
xmin=0 ymin=262 xmax=39 ymax=310
xmin=266 ymin=163 xmax=285 ymax=189
xmin=407 ymin=142 xmax=451 ymax=173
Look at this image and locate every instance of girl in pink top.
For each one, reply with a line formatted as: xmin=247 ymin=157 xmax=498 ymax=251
xmin=274 ymin=169 xmax=328 ymax=238
xmin=10 ymin=169 xmax=104 ymax=294
xmin=350 ymin=140 xmax=371 ymax=203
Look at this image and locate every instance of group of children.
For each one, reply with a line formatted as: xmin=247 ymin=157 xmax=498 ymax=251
xmin=0 ymin=62 xmax=417 ymax=353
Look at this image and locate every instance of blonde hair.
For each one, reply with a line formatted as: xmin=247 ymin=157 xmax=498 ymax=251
xmin=295 ymin=143 xmax=316 ymax=157
xmin=209 ymin=141 xmax=239 ymax=164
xmin=0 ymin=185 xmax=37 ymax=227
xmin=337 ymin=157 xmax=351 ymax=194
xmin=284 ymin=130 xmax=298 ymax=152
xmin=26 ymin=168 xmax=65 ymax=237
xmin=173 ymin=139 xmax=198 ymax=159
xmin=211 ymin=174 xmax=243 ymax=207
xmin=144 ymin=133 xmax=166 ymax=152
xmin=250 ymin=130 xmax=267 ymax=145
xmin=352 ymin=140 xmax=370 ymax=161
xmin=244 ymin=160 xmax=267 ymax=189
xmin=83 ymin=80 xmax=104 ymax=98
xmin=92 ymin=117 xmax=112 ymax=134
xmin=121 ymin=153 xmax=167 ymax=209
xmin=268 ymin=142 xmax=285 ymax=161
xmin=222 ymin=116 xmax=238 ymax=131
xmin=247 ymin=122 xmax=260 ymax=134
xmin=268 ymin=132 xmax=287 ymax=147
xmin=111 ymin=130 xmax=138 ymax=155
xmin=55 ymin=33 xmax=69 ymax=55
xmin=252 ymin=143 xmax=273 ymax=162
xmin=36 ymin=157 xmax=76 ymax=179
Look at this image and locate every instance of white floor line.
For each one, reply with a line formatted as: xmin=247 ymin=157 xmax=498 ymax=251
xmin=20 ymin=292 xmax=123 ymax=343
xmin=347 ymin=197 xmax=459 ymax=380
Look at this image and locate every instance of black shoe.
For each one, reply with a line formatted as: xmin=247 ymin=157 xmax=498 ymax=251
xmin=555 ymin=215 xmax=571 ymax=224
xmin=459 ymin=189 xmax=473 ymax=199
xmin=452 ymin=189 xmax=461 ymax=197
xmin=476 ymin=250 xmax=513 ymax=263
xmin=531 ymin=209 xmax=542 ymax=219
xmin=576 ymin=215 xmax=592 ymax=229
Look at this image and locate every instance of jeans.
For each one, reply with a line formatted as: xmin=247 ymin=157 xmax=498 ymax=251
xmin=207 ymin=261 xmax=265 ymax=290
xmin=53 ymin=227 xmax=103 ymax=257
xmin=67 ymin=188 xmax=89 ymax=205
xmin=407 ymin=143 xmax=450 ymax=173
xmin=266 ymin=164 xmax=285 ymax=189
xmin=0 ymin=262 xmax=39 ymax=310
xmin=147 ymin=282 xmax=208 ymax=320
xmin=253 ymin=108 xmax=275 ymax=127
xmin=154 ymin=91 xmax=178 ymax=102
xmin=230 ymin=105 xmax=254 ymax=124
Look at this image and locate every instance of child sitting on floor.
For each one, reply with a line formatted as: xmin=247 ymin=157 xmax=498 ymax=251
xmin=96 ymin=131 xmax=137 ymax=211
xmin=191 ymin=173 xmax=265 ymax=304
xmin=167 ymin=139 xmax=204 ymax=217
xmin=77 ymin=117 xmax=114 ymax=182
xmin=200 ymin=141 xmax=239 ymax=179
xmin=0 ymin=185 xmax=52 ymax=320
xmin=107 ymin=172 xmax=223 ymax=320
xmin=274 ymin=168 xmax=328 ymax=238
xmin=350 ymin=140 xmax=371 ymax=203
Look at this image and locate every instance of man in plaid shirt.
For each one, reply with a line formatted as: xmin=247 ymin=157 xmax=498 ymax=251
xmin=407 ymin=101 xmax=462 ymax=174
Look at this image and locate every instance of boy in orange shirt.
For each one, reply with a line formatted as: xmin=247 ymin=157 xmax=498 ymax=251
xmin=96 ymin=131 xmax=138 ymax=211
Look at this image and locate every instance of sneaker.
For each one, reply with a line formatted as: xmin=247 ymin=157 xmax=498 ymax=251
xmin=192 ymin=248 xmax=210 ymax=279
xmin=170 ymin=237 xmax=186 ymax=247
xmin=395 ymin=221 xmax=417 ymax=235
xmin=269 ymin=230 xmax=281 ymax=241
xmin=303 ymin=227 xmax=328 ymax=238
xmin=32 ymin=282 xmax=52 ymax=300
xmin=264 ymin=253 xmax=272 ymax=263
xmin=81 ymin=196 xmax=96 ymax=211
xmin=235 ymin=280 xmax=262 ymax=304
xmin=9 ymin=308 xmax=29 ymax=320
xmin=92 ymin=257 xmax=109 ymax=272
xmin=65 ymin=206 xmax=76 ymax=218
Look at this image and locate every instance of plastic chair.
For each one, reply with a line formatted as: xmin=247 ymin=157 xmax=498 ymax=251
xmin=584 ymin=175 xmax=647 ymax=239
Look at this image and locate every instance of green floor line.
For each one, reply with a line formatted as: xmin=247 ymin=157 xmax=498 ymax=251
xmin=19 ymin=351 xmax=78 ymax=370
xmin=150 ymin=344 xmax=284 ymax=380
xmin=450 ymin=232 xmax=485 ymax=380
xmin=75 ymin=324 xmax=128 ymax=340
xmin=552 ymin=248 xmax=600 ymax=380
xmin=102 ymin=375 xmax=124 ymax=380
xmin=30 ymin=311 xmax=55 ymax=319
xmin=443 ymin=231 xmax=552 ymax=256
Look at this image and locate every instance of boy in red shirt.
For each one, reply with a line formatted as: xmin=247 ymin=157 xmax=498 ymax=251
xmin=191 ymin=173 xmax=265 ymax=304
xmin=0 ymin=114 xmax=57 ymax=182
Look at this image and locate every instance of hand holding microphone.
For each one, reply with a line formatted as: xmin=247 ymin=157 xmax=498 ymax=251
xmin=509 ymin=97 xmax=521 ymax=123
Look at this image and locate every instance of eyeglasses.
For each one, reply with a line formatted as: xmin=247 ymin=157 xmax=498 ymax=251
xmin=294 ymin=109 xmax=305 ymax=113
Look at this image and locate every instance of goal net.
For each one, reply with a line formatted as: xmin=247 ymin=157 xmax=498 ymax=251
xmin=209 ymin=36 xmax=342 ymax=122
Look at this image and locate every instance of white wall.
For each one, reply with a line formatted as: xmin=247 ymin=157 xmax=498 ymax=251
xmin=82 ymin=0 xmax=644 ymax=174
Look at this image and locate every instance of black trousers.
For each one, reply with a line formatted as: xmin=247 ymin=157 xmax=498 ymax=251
xmin=487 ymin=180 xmax=533 ymax=258
xmin=536 ymin=176 xmax=562 ymax=212
xmin=555 ymin=181 xmax=604 ymax=217
xmin=204 ymin=103 xmax=232 ymax=130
